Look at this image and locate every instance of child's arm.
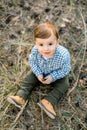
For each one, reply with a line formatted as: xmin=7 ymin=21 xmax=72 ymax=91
xmin=50 ymin=60 xmax=71 ymax=82
xmin=29 ymin=46 xmax=43 ymax=77
xmin=50 ymin=48 xmax=71 ymax=82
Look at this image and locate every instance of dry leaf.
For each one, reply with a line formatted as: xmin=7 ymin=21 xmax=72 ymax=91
xmin=12 ymin=16 xmax=20 ymax=22
xmin=17 ymin=46 xmax=22 ymax=54
xmin=60 ymin=23 xmax=66 ymax=27
xmin=62 ymin=18 xmax=71 ymax=23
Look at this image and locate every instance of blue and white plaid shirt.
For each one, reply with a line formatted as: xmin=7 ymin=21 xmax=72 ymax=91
xmin=29 ymin=45 xmax=71 ymax=82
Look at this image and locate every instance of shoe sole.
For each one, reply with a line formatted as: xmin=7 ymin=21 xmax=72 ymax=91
xmin=7 ymin=97 xmax=22 ymax=109
xmin=37 ymin=102 xmax=55 ymax=119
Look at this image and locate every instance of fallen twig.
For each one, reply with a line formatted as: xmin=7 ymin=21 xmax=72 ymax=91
xmin=8 ymin=100 xmax=28 ymax=130
xmin=67 ymin=7 xmax=87 ymax=96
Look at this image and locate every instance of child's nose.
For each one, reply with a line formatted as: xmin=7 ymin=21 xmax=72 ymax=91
xmin=44 ymin=46 xmax=49 ymax=51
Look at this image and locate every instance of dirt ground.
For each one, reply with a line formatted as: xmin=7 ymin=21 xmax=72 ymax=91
xmin=0 ymin=0 xmax=87 ymax=130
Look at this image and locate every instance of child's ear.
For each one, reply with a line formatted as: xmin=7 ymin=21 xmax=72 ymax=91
xmin=57 ymin=38 xmax=60 ymax=44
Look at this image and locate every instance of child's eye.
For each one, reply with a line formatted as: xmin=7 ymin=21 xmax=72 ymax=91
xmin=39 ymin=43 xmax=43 ymax=46
xmin=49 ymin=43 xmax=53 ymax=46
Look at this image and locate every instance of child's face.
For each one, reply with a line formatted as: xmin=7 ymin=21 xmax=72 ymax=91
xmin=36 ymin=33 xmax=58 ymax=58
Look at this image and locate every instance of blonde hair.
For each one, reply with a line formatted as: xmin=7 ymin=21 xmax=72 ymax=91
xmin=34 ymin=22 xmax=59 ymax=40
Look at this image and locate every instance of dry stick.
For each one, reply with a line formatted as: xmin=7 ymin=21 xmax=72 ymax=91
xmin=14 ymin=100 xmax=28 ymax=123
xmin=9 ymin=100 xmax=28 ymax=130
xmin=38 ymin=91 xmax=45 ymax=129
xmin=67 ymin=8 xmax=87 ymax=96
xmin=0 ymin=104 xmax=10 ymax=121
xmin=68 ymin=97 xmax=87 ymax=129
xmin=75 ymin=115 xmax=87 ymax=129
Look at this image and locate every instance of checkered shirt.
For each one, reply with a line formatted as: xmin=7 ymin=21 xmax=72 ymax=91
xmin=29 ymin=45 xmax=71 ymax=82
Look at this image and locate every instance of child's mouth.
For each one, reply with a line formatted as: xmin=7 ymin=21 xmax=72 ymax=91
xmin=44 ymin=52 xmax=50 ymax=54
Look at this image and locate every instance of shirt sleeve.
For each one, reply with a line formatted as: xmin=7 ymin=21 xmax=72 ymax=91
xmin=50 ymin=52 xmax=71 ymax=82
xmin=29 ymin=47 xmax=42 ymax=76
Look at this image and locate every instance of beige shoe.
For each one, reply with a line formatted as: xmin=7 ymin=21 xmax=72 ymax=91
xmin=37 ymin=99 xmax=56 ymax=119
xmin=7 ymin=96 xmax=25 ymax=109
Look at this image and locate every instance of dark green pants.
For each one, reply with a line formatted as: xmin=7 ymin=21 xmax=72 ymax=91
xmin=17 ymin=71 xmax=70 ymax=106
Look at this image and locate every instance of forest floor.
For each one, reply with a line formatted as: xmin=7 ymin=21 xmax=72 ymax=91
xmin=0 ymin=0 xmax=87 ymax=130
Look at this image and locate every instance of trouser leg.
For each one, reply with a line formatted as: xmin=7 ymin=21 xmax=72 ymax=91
xmin=45 ymin=75 xmax=70 ymax=106
xmin=17 ymin=71 xmax=40 ymax=100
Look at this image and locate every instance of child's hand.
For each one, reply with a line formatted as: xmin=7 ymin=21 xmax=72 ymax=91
xmin=37 ymin=75 xmax=44 ymax=82
xmin=42 ymin=75 xmax=53 ymax=84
